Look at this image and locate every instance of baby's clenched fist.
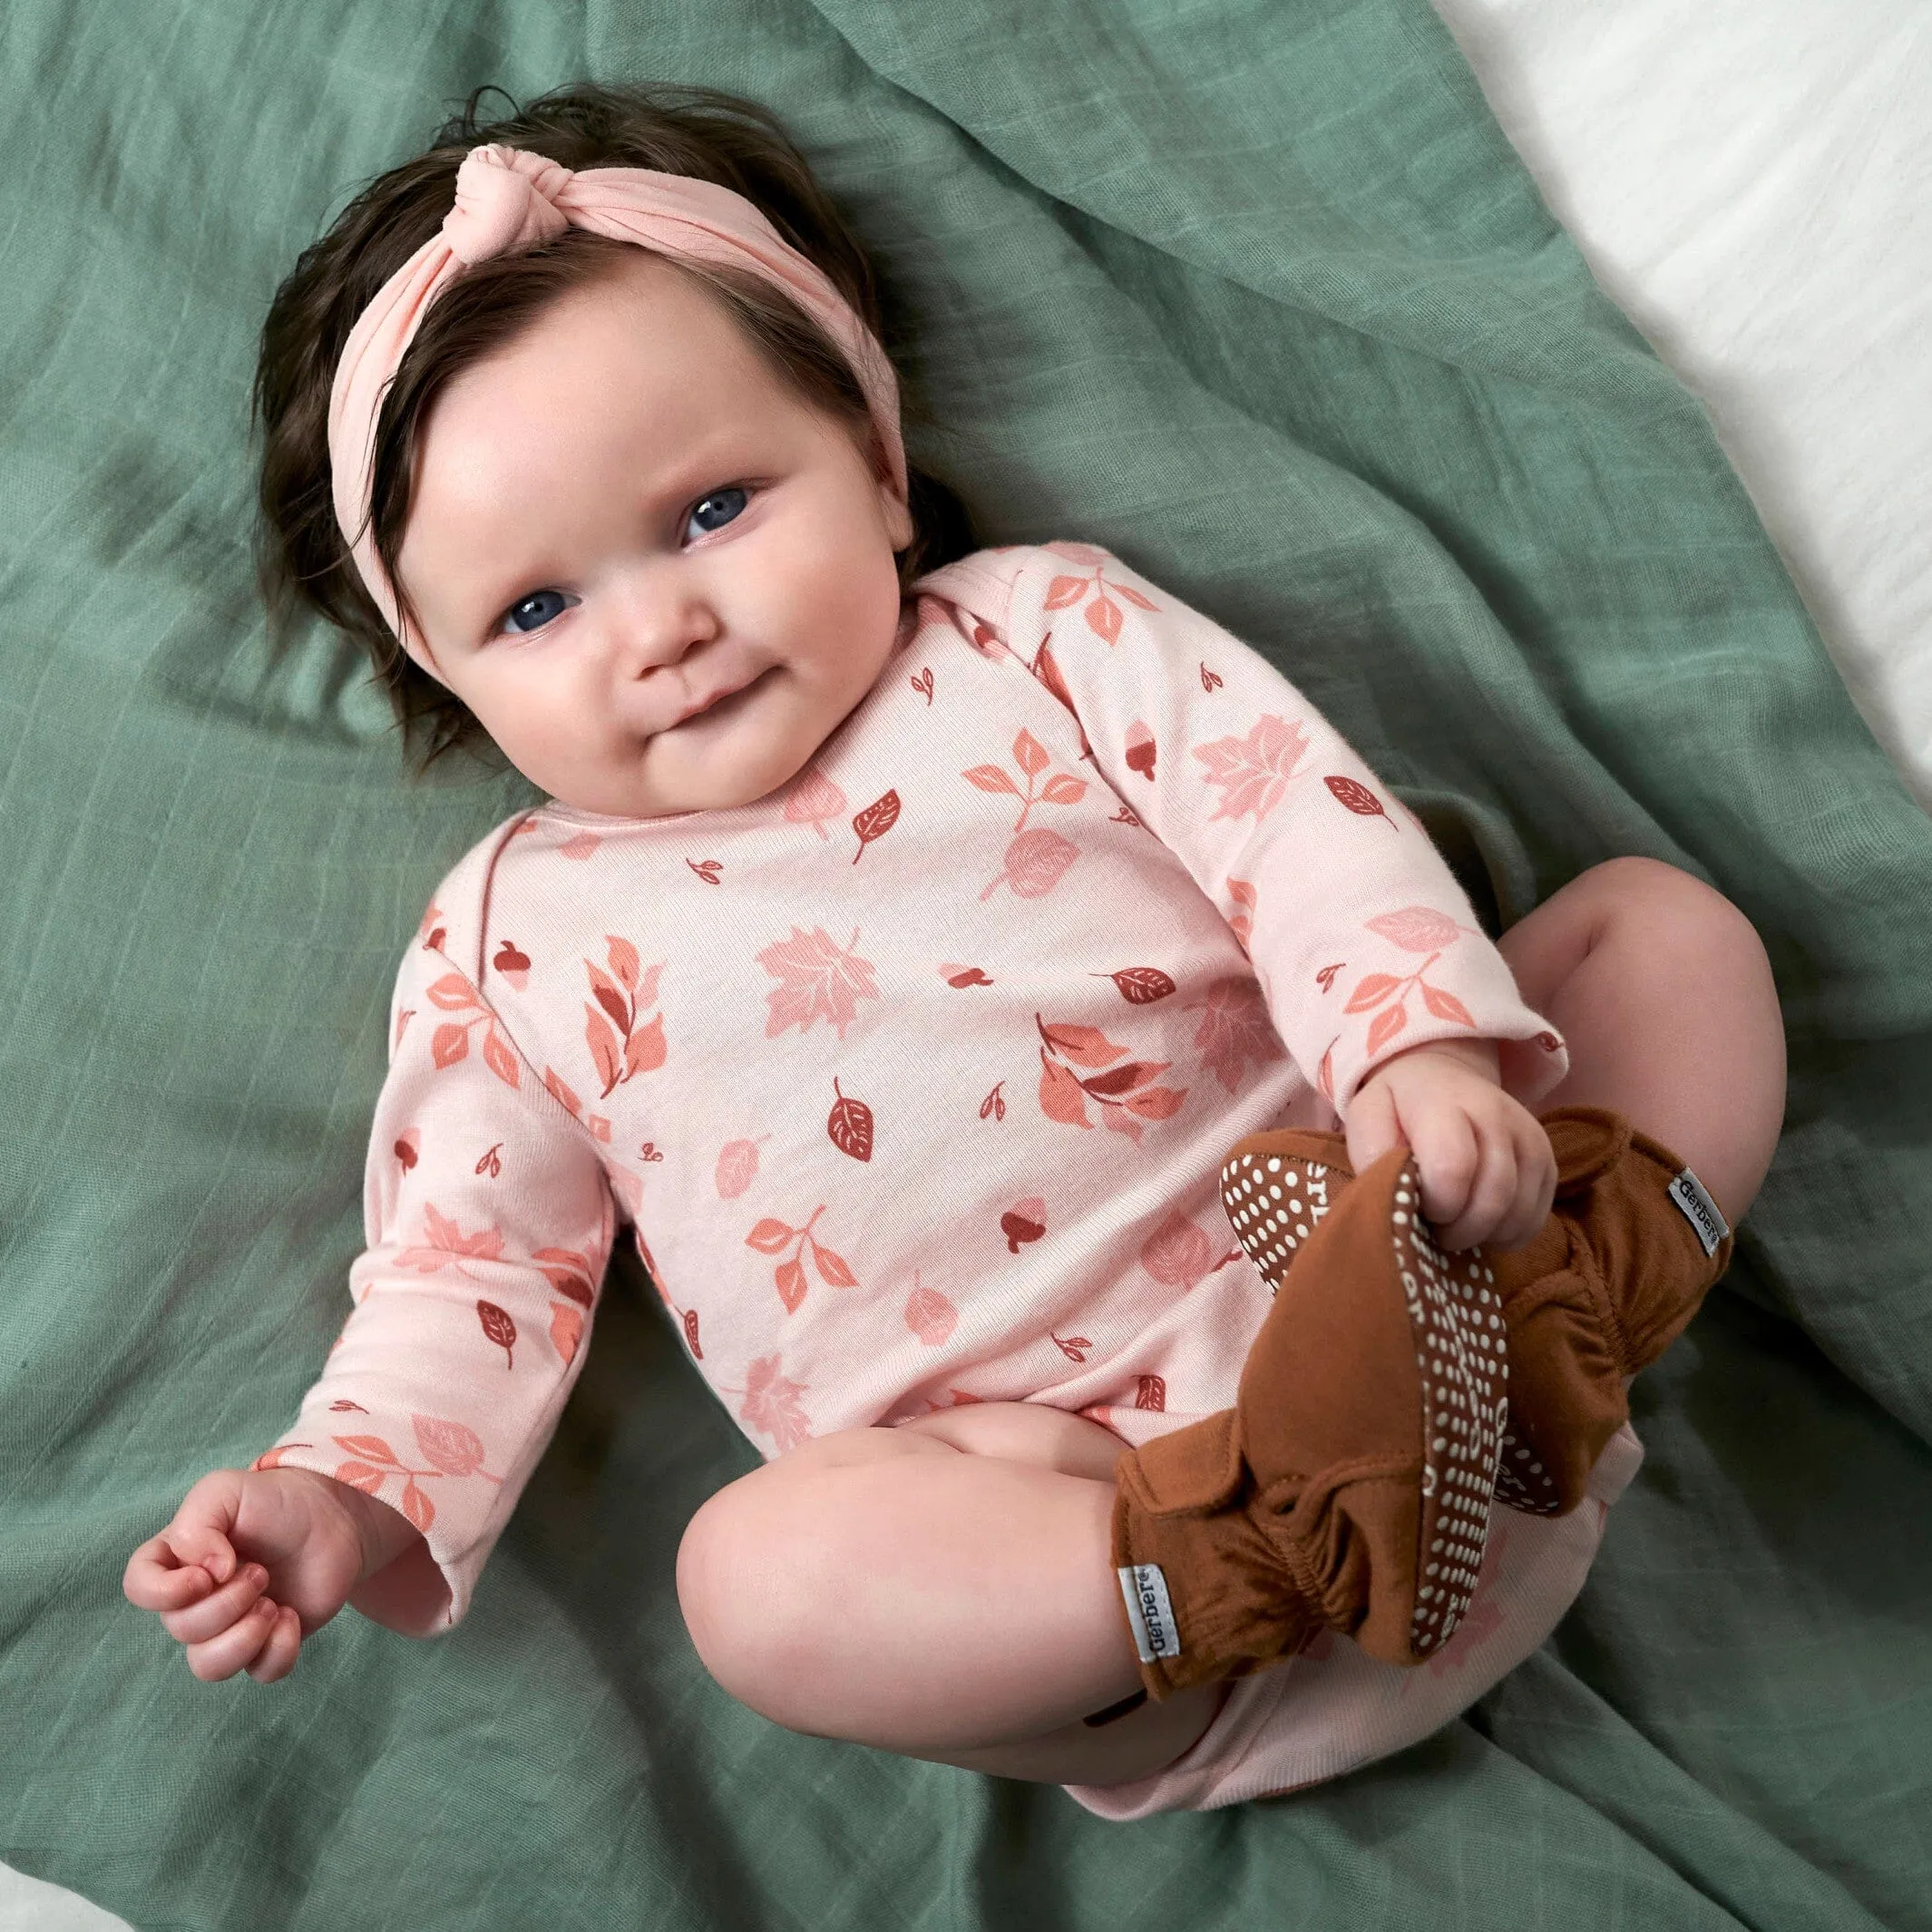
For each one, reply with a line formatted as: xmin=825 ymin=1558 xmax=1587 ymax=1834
xmin=123 ymin=1466 xmax=385 ymax=1682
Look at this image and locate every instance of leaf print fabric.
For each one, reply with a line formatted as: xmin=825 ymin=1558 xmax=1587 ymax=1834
xmin=253 ymin=544 xmax=1574 ymax=1659
xmin=987 ymin=546 xmax=1571 ymax=1117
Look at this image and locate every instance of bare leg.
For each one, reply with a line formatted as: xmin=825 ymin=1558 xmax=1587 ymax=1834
xmin=1496 ymin=856 xmax=1786 ymax=1229
xmin=676 ymin=1401 xmax=1226 ymax=1785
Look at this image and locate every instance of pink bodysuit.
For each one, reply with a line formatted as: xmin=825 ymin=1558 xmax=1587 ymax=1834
xmin=261 ymin=542 xmax=1644 ymax=1818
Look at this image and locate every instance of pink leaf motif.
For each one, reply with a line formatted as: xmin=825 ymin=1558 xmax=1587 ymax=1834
xmin=739 ymin=1354 xmax=813 ymax=1452
xmin=1344 ymin=972 xmax=1405 ymax=1013
xmin=1366 ymin=906 xmax=1464 ymax=952
xmin=624 ymin=1012 xmax=667 ymax=1078
xmin=1188 ymin=980 xmax=1287 ymax=1094
xmin=1421 ymin=982 xmax=1477 ymax=1027
xmin=962 ymin=764 xmax=1022 ymax=796
xmin=1013 ymin=729 xmax=1049 ymax=776
xmin=784 ymin=764 xmax=848 ymax=839
xmin=1367 ymin=1003 xmax=1410 ymax=1054
xmin=550 ymin=1302 xmax=584 ymax=1365
xmin=1086 ymin=595 xmax=1122 ymax=645
xmin=1140 ymin=1215 xmax=1215 ymax=1290
xmin=810 ymin=1243 xmax=857 ymax=1289
xmin=585 ymin=1005 xmax=623 ymax=1096
xmin=746 ymin=1218 xmax=794 ymax=1254
xmin=1043 ymin=574 xmax=1088 ymax=610
xmin=333 ymin=1434 xmax=401 ymax=1468
xmin=715 ymin=1138 xmax=760 ymax=1198
xmin=776 ymin=1258 xmax=807 ymax=1312
xmin=432 ymin=1024 xmax=468 ymax=1069
xmin=606 ymin=935 xmax=640 ymax=990
xmin=757 ymin=926 xmax=880 ymax=1039
xmin=400 ymin=1480 xmax=434 ymax=1534
xmin=980 ymin=827 xmax=1078 ymax=901
xmin=556 ymin=832 xmax=600 ymax=861
xmin=904 ymin=1284 xmax=958 ymax=1347
xmin=1038 ymin=1055 xmax=1091 ymax=1128
xmin=1040 ymin=774 xmax=1087 ymax=805
xmin=413 ymin=1415 xmax=486 ymax=1478
xmin=482 ymin=1027 xmax=520 ymax=1089
xmin=426 ymin=973 xmax=481 ymax=1013
xmin=334 ymin=1460 xmax=385 ymax=1496
xmin=1124 ymin=1085 xmax=1186 ymax=1119
xmin=1194 ymin=715 xmax=1312 ymax=823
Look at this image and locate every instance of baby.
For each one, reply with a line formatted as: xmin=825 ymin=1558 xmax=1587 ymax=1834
xmin=123 ymin=83 xmax=1786 ymax=1816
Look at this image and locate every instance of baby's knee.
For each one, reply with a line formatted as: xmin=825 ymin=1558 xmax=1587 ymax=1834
xmin=1588 ymin=857 xmax=1769 ymax=966
xmin=675 ymin=1476 xmax=805 ymax=1722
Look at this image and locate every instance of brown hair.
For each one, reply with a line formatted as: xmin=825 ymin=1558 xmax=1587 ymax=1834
xmin=254 ymin=81 xmax=976 ymax=769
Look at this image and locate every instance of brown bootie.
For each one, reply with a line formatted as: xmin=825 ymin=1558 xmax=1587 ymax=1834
xmin=1109 ymin=1140 xmax=1508 ymax=1700
xmin=1215 ymin=1106 xmax=1735 ymax=1518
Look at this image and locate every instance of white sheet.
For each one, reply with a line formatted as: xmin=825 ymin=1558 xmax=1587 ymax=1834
xmin=6 ymin=5 xmax=1926 ymax=1925
xmin=1432 ymin=0 xmax=1932 ymax=811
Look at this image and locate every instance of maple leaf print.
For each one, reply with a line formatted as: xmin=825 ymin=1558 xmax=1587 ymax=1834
xmin=1193 ymin=715 xmax=1312 ymax=823
xmin=739 ymin=1354 xmax=814 ymax=1452
xmin=394 ymin=1204 xmax=505 ymax=1276
xmin=1187 ymin=979 xmax=1288 ymax=1094
xmin=757 ymin=926 xmax=880 ymax=1039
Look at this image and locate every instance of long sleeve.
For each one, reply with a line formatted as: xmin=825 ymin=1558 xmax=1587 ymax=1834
xmin=988 ymin=542 xmax=1569 ymax=1117
xmin=258 ymin=862 xmax=616 ymax=1633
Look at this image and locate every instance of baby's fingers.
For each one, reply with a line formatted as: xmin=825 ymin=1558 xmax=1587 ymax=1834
xmin=182 ymin=1594 xmax=283 ymax=1684
xmin=123 ymin=1536 xmax=219 ymax=1613
xmin=245 ymin=1605 xmax=303 ymax=1684
xmin=160 ymin=1563 xmax=269 ymax=1647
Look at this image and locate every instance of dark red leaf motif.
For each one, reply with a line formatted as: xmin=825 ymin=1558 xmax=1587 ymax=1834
xmin=1199 ymin=662 xmax=1223 ymax=692
xmin=1052 ymin=1332 xmax=1092 ymax=1362
xmin=687 ymin=859 xmax=724 ymax=884
xmin=1325 ymin=775 xmax=1396 ymax=828
xmin=1000 ymin=1211 xmax=1047 ymax=1254
xmin=1080 ymin=1059 xmax=1167 ymax=1098
xmin=979 ymin=1081 xmax=1007 ymax=1121
xmin=910 ymin=667 xmax=935 ymax=705
xmin=477 ymin=1301 xmax=516 ymax=1368
xmin=1136 ymin=1373 xmax=1167 ymax=1410
xmin=1316 ymin=961 xmax=1344 ymax=993
xmin=852 ymin=790 xmax=901 ymax=863
xmin=682 ymin=1307 xmax=702 ymax=1359
xmin=1102 ymin=967 xmax=1176 ymax=1004
xmin=328 ymin=1400 xmax=369 ymax=1413
xmin=474 ymin=1142 xmax=503 ymax=1177
xmin=827 ymin=1078 xmax=874 ymax=1162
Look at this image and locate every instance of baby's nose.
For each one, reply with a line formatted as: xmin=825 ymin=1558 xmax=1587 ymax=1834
xmin=612 ymin=581 xmax=721 ymax=674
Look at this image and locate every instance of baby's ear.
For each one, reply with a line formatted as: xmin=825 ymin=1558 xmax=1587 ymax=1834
xmin=881 ymin=481 xmax=915 ymax=553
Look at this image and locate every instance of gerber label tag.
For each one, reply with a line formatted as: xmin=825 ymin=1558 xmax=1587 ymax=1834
xmin=1668 ymin=1167 xmax=1729 ymax=1257
xmin=1116 ymin=1564 xmax=1181 ymax=1662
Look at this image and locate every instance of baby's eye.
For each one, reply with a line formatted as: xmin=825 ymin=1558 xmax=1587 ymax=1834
xmin=685 ymin=486 xmax=749 ymax=540
xmin=501 ymin=589 xmax=576 ymax=636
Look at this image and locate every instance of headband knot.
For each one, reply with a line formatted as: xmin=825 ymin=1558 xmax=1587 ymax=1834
xmin=444 ymin=144 xmax=572 ymax=264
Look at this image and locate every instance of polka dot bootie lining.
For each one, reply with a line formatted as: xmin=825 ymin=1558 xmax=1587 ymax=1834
xmin=1108 ymin=1138 xmax=1508 ymax=1699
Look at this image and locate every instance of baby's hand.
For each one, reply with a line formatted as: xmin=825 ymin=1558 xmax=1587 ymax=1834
xmin=122 ymin=1467 xmax=398 ymax=1683
xmin=1344 ymin=1039 xmax=1556 ymax=1252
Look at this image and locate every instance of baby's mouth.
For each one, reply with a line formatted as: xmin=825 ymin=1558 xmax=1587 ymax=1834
xmin=674 ymin=666 xmax=771 ymax=727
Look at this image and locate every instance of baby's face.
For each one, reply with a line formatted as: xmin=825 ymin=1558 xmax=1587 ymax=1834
xmin=395 ymin=252 xmax=914 ymax=818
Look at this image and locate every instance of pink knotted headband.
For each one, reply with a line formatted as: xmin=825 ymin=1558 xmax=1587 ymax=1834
xmin=327 ymin=143 xmax=909 ymax=674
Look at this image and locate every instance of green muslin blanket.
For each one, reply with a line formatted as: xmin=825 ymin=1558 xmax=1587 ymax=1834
xmin=3 ymin=1 xmax=1927 ymax=1927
